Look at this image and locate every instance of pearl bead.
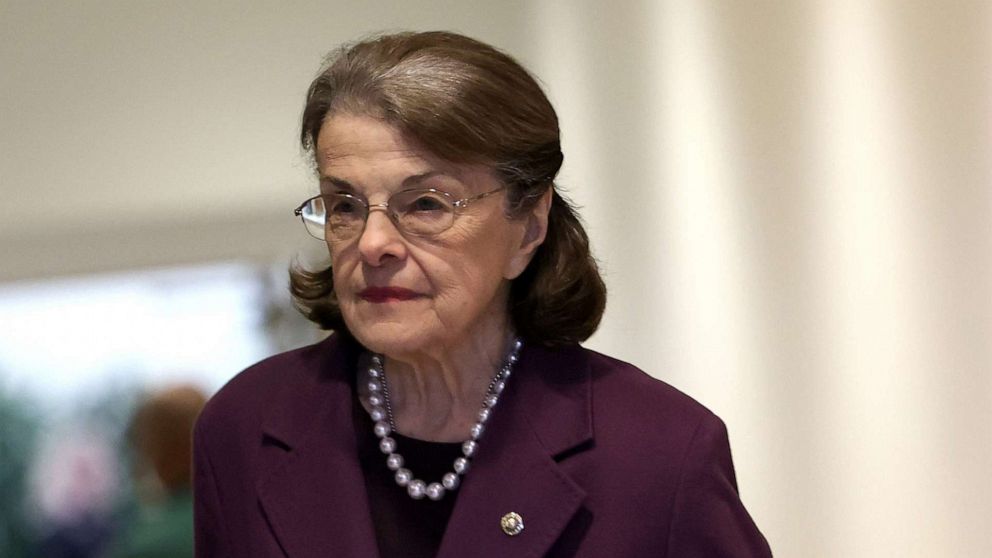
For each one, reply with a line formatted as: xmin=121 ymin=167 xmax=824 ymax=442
xmin=379 ymin=437 xmax=396 ymax=454
xmin=367 ymin=337 xmax=521 ymax=502
xmin=442 ymin=472 xmax=460 ymax=490
xmin=470 ymin=423 xmax=484 ymax=439
xmin=407 ymin=479 xmax=426 ymax=499
xmin=373 ymin=421 xmax=391 ymax=438
xmin=426 ymin=482 xmax=445 ymax=501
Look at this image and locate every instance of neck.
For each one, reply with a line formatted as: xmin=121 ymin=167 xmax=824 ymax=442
xmin=372 ymin=326 xmax=515 ymax=442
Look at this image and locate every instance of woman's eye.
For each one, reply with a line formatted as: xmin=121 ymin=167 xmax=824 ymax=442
xmin=326 ymin=195 xmax=362 ymax=215
xmin=410 ymin=196 xmax=446 ymax=212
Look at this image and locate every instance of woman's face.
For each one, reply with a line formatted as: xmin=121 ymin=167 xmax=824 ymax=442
xmin=315 ymin=113 xmax=546 ymax=360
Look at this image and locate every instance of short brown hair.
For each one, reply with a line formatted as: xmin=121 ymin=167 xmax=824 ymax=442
xmin=290 ymin=31 xmax=606 ymax=346
xmin=129 ymin=385 xmax=207 ymax=492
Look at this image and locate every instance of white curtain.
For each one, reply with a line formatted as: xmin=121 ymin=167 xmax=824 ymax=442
xmin=529 ymin=2 xmax=991 ymax=556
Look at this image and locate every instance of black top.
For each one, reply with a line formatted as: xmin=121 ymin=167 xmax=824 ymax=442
xmin=353 ymin=392 xmax=463 ymax=558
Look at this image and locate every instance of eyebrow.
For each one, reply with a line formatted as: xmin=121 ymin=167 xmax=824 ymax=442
xmin=319 ymin=171 xmax=448 ymax=193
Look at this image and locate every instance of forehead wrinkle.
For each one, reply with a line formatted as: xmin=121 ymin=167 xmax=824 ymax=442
xmin=317 ymin=140 xmax=438 ymax=177
xmin=318 ymin=147 xmax=461 ymax=188
xmin=314 ymin=116 xmax=494 ymax=195
xmin=319 ymin=145 xmax=422 ymax=164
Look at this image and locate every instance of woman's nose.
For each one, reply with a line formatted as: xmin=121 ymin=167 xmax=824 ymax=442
xmin=357 ymin=209 xmax=407 ymax=266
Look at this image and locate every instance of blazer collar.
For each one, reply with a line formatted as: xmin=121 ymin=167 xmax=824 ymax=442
xmin=510 ymin=342 xmax=594 ymax=458
xmin=257 ymin=335 xmax=593 ymax=558
xmin=256 ymin=334 xmax=380 ymax=558
xmin=436 ymin=342 xmax=593 ymax=558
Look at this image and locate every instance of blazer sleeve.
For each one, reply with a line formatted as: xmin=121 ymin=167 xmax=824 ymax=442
xmin=666 ymin=414 xmax=773 ymax=557
xmin=193 ymin=420 xmax=233 ymax=557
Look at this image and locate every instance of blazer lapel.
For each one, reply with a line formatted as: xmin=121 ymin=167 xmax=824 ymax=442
xmin=256 ymin=335 xmax=381 ymax=558
xmin=436 ymin=344 xmax=594 ymax=558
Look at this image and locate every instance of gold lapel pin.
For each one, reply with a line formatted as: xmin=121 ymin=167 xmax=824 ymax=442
xmin=500 ymin=512 xmax=524 ymax=536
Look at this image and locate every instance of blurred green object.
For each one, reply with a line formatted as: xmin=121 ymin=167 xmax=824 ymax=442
xmin=0 ymin=383 xmax=42 ymax=557
xmin=107 ymin=490 xmax=194 ymax=558
xmin=106 ymin=384 xmax=204 ymax=558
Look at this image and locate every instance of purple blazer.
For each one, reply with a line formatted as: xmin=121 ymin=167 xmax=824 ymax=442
xmin=194 ymin=334 xmax=771 ymax=557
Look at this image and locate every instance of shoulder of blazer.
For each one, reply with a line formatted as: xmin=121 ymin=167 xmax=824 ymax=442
xmin=583 ymin=348 xmax=717 ymax=421
xmin=195 ymin=333 xmax=359 ymax=455
xmin=578 ymin=347 xmax=728 ymax=492
xmin=513 ymin=343 xmax=719 ymax=468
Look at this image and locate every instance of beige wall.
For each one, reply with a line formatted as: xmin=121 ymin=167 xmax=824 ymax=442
xmin=1 ymin=0 xmax=534 ymax=280
xmin=4 ymin=2 xmax=991 ymax=556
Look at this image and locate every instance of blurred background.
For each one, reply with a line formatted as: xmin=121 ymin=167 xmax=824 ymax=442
xmin=1 ymin=1 xmax=989 ymax=556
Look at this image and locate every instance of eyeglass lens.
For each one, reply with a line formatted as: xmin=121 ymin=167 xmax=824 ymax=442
xmin=302 ymin=190 xmax=457 ymax=240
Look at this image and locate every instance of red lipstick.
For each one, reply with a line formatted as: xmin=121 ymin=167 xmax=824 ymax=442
xmin=358 ymin=287 xmax=421 ymax=303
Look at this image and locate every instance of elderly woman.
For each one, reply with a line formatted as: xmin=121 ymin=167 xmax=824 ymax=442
xmin=193 ymin=31 xmax=771 ymax=557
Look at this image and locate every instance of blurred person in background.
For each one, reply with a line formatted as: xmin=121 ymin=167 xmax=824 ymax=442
xmin=109 ymin=384 xmax=206 ymax=558
xmin=28 ymin=427 xmax=118 ymax=558
xmin=194 ymin=31 xmax=770 ymax=557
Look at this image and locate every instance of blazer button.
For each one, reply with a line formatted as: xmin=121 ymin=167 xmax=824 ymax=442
xmin=500 ymin=512 xmax=524 ymax=536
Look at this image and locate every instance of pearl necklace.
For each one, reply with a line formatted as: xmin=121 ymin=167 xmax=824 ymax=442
xmin=365 ymin=338 xmax=522 ymax=501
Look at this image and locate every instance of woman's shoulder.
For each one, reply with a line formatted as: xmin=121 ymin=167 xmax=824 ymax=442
xmin=196 ymin=334 xmax=354 ymax=438
xmin=570 ymin=347 xmax=770 ymax=555
xmin=577 ymin=346 xmax=725 ymax=444
xmin=580 ymin=347 xmax=716 ymax=414
xmin=201 ymin=342 xmax=319 ymax=413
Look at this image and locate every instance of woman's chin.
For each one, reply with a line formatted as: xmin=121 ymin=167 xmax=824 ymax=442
xmin=348 ymin=322 xmax=435 ymax=359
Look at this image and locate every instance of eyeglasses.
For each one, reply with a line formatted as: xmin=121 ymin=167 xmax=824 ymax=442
xmin=294 ymin=186 xmax=506 ymax=241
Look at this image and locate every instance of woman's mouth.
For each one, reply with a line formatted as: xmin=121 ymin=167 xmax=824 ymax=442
xmin=358 ymin=287 xmax=422 ymax=303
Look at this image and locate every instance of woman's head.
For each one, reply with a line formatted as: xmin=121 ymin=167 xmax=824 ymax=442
xmin=291 ymin=31 xmax=606 ymax=347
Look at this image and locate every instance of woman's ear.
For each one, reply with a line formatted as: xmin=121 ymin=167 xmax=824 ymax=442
xmin=504 ymin=188 xmax=553 ymax=280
